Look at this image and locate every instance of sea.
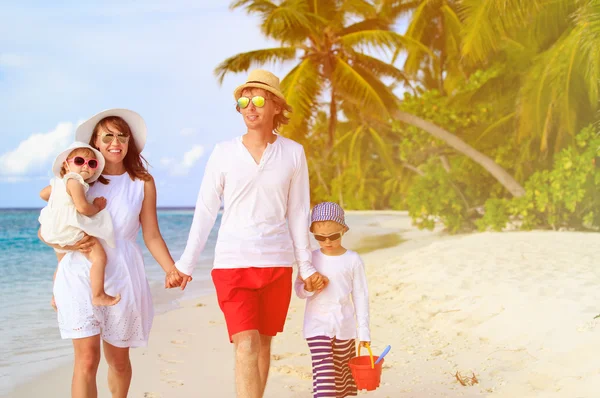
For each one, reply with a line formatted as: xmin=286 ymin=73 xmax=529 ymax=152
xmin=0 ymin=208 xmax=221 ymax=395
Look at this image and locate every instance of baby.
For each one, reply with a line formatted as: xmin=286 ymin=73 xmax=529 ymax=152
xmin=39 ymin=142 xmax=120 ymax=307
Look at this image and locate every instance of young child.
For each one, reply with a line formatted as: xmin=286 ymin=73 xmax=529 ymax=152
xmin=295 ymin=201 xmax=370 ymax=398
xmin=39 ymin=142 xmax=120 ymax=307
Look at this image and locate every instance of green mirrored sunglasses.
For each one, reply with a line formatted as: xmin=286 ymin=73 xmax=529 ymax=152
xmin=237 ymin=95 xmax=266 ymax=109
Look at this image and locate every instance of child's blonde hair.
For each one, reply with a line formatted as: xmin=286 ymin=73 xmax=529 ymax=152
xmin=60 ymin=148 xmax=97 ymax=178
xmin=310 ymin=220 xmax=344 ymax=232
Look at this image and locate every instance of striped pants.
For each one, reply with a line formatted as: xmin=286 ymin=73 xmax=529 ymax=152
xmin=307 ymin=336 xmax=357 ymax=398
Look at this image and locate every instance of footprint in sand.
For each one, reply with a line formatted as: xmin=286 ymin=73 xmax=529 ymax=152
xmin=176 ymin=328 xmax=197 ymax=336
xmin=143 ymin=393 xmax=161 ymax=398
xmin=271 ymin=352 xmax=307 ymax=361
xmin=160 ymin=369 xmax=175 ymax=377
xmin=170 ymin=339 xmax=188 ymax=348
xmin=158 ymin=354 xmax=183 ymax=364
xmin=164 ymin=379 xmax=185 ymax=387
xmin=272 ymin=365 xmax=312 ymax=380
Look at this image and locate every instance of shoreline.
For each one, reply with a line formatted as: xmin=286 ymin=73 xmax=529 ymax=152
xmin=6 ymin=213 xmax=600 ymax=397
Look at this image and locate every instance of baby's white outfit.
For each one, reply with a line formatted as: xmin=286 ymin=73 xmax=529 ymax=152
xmin=39 ymin=172 xmax=115 ymax=251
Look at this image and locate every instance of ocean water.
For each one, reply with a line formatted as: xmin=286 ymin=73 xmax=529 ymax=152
xmin=0 ymin=208 xmax=220 ymax=395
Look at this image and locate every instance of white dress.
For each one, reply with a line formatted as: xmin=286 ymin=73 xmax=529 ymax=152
xmin=39 ymin=173 xmax=115 ymax=250
xmin=52 ymin=173 xmax=154 ymax=347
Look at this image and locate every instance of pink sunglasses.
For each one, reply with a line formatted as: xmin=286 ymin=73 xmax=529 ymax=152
xmin=67 ymin=156 xmax=99 ymax=169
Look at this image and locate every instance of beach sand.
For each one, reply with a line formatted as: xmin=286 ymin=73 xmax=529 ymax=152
xmin=7 ymin=212 xmax=600 ymax=397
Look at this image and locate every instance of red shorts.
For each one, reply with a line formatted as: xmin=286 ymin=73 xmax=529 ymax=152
xmin=211 ymin=267 xmax=293 ymax=342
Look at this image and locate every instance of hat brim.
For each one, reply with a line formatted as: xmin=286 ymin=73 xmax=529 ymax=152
xmin=52 ymin=142 xmax=106 ymax=183
xmin=75 ymin=108 xmax=147 ymax=152
xmin=234 ymin=83 xmax=287 ymax=104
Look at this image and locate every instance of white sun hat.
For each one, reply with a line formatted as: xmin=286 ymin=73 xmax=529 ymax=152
xmin=52 ymin=142 xmax=106 ymax=183
xmin=75 ymin=108 xmax=147 ymax=151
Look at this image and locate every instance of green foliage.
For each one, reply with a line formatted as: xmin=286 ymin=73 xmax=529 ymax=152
xmin=478 ymin=126 xmax=600 ymax=231
xmin=406 ymin=161 xmax=468 ymax=233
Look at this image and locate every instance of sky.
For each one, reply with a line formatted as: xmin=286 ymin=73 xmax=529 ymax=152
xmin=0 ymin=1 xmax=293 ymax=208
xmin=0 ymin=1 xmax=407 ymax=208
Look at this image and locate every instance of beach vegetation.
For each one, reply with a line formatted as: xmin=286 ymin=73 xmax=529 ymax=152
xmin=217 ymin=0 xmax=600 ymax=233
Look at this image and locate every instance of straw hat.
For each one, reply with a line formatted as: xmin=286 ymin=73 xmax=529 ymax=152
xmin=52 ymin=141 xmax=105 ymax=183
xmin=75 ymin=108 xmax=147 ymax=151
xmin=233 ymin=69 xmax=287 ymax=103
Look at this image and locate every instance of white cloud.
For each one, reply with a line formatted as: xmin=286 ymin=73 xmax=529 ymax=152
xmin=161 ymin=145 xmax=205 ymax=176
xmin=0 ymin=122 xmax=74 ymax=179
xmin=0 ymin=53 xmax=27 ymax=68
xmin=182 ymin=145 xmax=204 ymax=168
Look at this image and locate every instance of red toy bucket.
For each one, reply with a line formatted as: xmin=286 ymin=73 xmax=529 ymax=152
xmin=348 ymin=345 xmax=383 ymax=391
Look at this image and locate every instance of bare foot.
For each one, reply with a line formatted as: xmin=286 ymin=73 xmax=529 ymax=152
xmin=92 ymin=293 xmax=121 ymax=306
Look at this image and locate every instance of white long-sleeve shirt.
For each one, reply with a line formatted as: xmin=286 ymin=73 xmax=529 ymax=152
xmin=295 ymin=249 xmax=370 ymax=342
xmin=175 ymin=134 xmax=317 ymax=279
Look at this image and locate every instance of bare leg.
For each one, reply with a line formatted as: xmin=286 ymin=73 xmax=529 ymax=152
xmin=51 ymin=252 xmax=66 ymax=311
xmin=103 ymin=340 xmax=132 ymax=398
xmin=258 ymin=334 xmax=272 ymax=396
xmin=232 ymin=330 xmax=262 ymax=398
xmin=72 ymin=335 xmax=101 ymax=398
xmin=84 ymin=237 xmax=120 ymax=306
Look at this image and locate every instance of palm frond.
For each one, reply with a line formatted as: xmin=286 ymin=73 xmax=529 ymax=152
xmin=348 ymin=126 xmax=365 ymax=167
xmin=475 ymin=112 xmax=516 ymax=143
xmin=337 ymin=18 xmax=390 ymax=36
xmin=260 ymin=3 xmax=321 ymax=42
xmin=400 ymin=0 xmax=433 ymax=75
xmin=351 ymin=63 xmax=400 ymax=112
xmin=368 ymin=127 xmax=397 ymax=172
xmin=526 ymin=0 xmax=578 ymax=52
xmin=214 ymin=47 xmax=298 ymax=84
xmin=340 ymin=0 xmax=378 ymax=19
xmin=332 ymin=57 xmax=390 ymax=117
xmin=460 ymin=0 xmax=542 ymax=64
xmin=230 ymin=0 xmax=277 ymax=12
xmin=230 ymin=0 xmax=276 ymax=11
xmin=349 ymin=51 xmax=410 ymax=82
xmin=575 ymin=0 xmax=600 ymax=108
xmin=340 ymin=29 xmax=433 ymax=57
xmin=377 ymin=0 xmax=421 ymax=22
xmin=279 ymin=58 xmax=322 ymax=138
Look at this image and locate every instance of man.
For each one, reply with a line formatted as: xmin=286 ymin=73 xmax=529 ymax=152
xmin=172 ymin=69 xmax=328 ymax=398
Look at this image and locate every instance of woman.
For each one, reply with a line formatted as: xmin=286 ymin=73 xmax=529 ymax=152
xmin=39 ymin=108 xmax=183 ymax=397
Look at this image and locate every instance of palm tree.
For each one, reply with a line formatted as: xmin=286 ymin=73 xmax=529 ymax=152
xmin=452 ymin=0 xmax=600 ymax=156
xmin=216 ymin=0 xmax=427 ymax=147
xmin=216 ymin=0 xmax=526 ymax=197
xmin=393 ymin=0 xmax=466 ymax=94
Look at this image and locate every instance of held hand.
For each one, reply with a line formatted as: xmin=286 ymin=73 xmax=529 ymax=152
xmin=166 ymin=268 xmax=192 ymax=290
xmin=165 ymin=267 xmax=183 ymax=289
xmin=51 ymin=295 xmax=57 ymax=311
xmin=93 ymin=196 xmax=107 ymax=211
xmin=359 ymin=341 xmax=370 ymax=348
xmin=304 ymin=272 xmax=329 ymax=292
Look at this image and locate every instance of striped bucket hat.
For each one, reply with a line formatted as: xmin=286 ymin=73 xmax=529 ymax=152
xmin=310 ymin=202 xmax=349 ymax=232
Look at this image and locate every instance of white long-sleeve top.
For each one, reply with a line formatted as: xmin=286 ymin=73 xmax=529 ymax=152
xmin=175 ymin=134 xmax=317 ymax=279
xmin=295 ymin=249 xmax=370 ymax=342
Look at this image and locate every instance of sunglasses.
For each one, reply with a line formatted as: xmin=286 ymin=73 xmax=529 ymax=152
xmin=313 ymin=231 xmax=344 ymax=242
xmin=100 ymin=132 xmax=130 ymax=145
xmin=68 ymin=156 xmax=99 ymax=169
xmin=237 ymin=95 xmax=266 ymax=109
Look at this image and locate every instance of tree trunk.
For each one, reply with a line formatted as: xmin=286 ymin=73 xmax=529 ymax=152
xmin=328 ymin=88 xmax=337 ymax=149
xmin=393 ymin=110 xmax=526 ymax=197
